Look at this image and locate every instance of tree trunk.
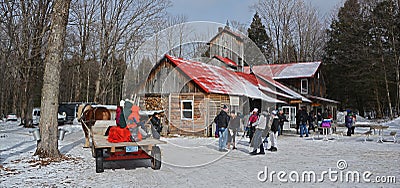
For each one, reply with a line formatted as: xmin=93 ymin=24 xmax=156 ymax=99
xmin=35 ymin=0 xmax=71 ymax=158
xmin=397 ymin=57 xmax=400 ymax=116
xmin=382 ymin=61 xmax=393 ymax=119
xmin=374 ymin=82 xmax=382 ymax=118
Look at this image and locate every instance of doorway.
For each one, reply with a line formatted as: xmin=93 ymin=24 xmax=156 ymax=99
xmin=249 ymin=98 xmax=261 ymax=112
xmin=282 ymin=106 xmax=297 ymax=129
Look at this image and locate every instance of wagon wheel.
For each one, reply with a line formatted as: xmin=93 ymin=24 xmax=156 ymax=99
xmin=151 ymin=146 xmax=161 ymax=170
xmin=95 ymin=149 xmax=104 ymax=173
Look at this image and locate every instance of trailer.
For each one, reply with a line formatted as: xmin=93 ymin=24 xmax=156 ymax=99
xmin=90 ymin=120 xmax=166 ymax=173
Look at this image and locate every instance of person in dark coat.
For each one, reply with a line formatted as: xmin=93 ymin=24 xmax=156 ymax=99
xmin=345 ymin=111 xmax=353 ymax=136
xmin=298 ymin=106 xmax=309 ymax=137
xmin=308 ymin=110 xmax=315 ymax=133
xmin=277 ymin=109 xmax=287 ymax=135
xmin=267 ymin=110 xmax=279 ymax=152
xmin=227 ymin=111 xmax=240 ymax=150
xmin=215 ymin=105 xmax=230 ymax=152
xmin=149 ymin=112 xmax=162 ymax=139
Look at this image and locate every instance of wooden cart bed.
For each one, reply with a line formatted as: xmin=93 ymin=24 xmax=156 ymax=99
xmin=92 ymin=134 xmax=166 ymax=149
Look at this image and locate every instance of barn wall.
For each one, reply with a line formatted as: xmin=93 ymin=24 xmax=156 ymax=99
xmin=160 ymin=93 xmax=234 ymax=137
xmin=167 ymin=93 xmax=206 ymax=136
xmin=210 ymin=31 xmax=243 ymax=64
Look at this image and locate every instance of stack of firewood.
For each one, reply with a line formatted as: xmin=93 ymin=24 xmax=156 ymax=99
xmin=144 ymin=97 xmax=165 ymax=110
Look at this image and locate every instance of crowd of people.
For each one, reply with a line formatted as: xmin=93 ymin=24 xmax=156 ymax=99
xmin=214 ymin=105 xmax=280 ymax=154
xmin=111 ymin=100 xmax=340 ymax=154
xmin=213 ymin=105 xmax=340 ymax=155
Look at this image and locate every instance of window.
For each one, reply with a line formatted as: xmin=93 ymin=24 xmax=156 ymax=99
xmin=229 ymin=96 xmax=239 ymax=113
xmin=301 ymin=79 xmax=308 ymax=94
xmin=181 ymin=100 xmax=193 ymax=120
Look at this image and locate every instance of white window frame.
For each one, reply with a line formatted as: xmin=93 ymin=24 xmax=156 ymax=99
xmin=301 ymin=79 xmax=308 ymax=94
xmin=229 ymin=96 xmax=239 ymax=113
xmin=181 ymin=100 xmax=194 ymax=120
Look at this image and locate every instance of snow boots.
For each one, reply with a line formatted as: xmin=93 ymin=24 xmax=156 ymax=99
xmin=267 ymin=146 xmax=277 ymax=152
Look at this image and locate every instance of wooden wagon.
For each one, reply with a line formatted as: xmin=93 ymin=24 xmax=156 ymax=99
xmin=90 ymin=120 xmax=166 ymax=173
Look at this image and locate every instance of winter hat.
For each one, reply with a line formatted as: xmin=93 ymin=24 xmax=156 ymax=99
xmin=222 ymin=104 xmax=229 ymax=109
xmin=271 ymin=110 xmax=277 ymax=115
xmin=252 ymin=108 xmax=258 ymax=113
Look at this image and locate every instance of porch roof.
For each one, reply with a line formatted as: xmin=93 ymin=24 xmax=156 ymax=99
xmin=307 ymin=95 xmax=340 ymax=104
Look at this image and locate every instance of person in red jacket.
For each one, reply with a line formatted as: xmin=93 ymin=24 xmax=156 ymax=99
xmin=247 ymin=108 xmax=259 ymax=143
xmin=115 ymin=100 xmax=124 ymax=126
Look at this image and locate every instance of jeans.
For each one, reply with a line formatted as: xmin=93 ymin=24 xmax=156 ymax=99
xmin=218 ymin=127 xmax=228 ymax=150
xmin=300 ymin=123 xmax=308 ymax=137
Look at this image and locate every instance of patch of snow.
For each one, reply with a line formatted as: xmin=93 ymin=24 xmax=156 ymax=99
xmin=1 ymin=120 xmax=399 ymax=187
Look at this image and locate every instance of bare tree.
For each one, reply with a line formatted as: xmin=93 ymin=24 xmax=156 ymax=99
xmin=255 ymin=0 xmax=326 ymax=63
xmin=0 ymin=1 xmax=52 ymax=125
xmin=230 ymin=20 xmax=248 ymax=34
xmin=67 ymin=0 xmax=98 ymax=102
xmin=293 ymin=1 xmax=325 ymax=62
xmin=35 ymin=0 xmax=71 ymax=158
xmin=93 ymin=0 xmax=171 ymax=104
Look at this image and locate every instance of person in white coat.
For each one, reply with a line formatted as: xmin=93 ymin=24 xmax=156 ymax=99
xmin=249 ymin=111 xmax=269 ymax=155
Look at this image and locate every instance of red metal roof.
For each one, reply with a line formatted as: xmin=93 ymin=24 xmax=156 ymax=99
xmin=213 ymin=55 xmax=238 ymax=67
xmin=164 ymin=54 xmax=283 ymax=103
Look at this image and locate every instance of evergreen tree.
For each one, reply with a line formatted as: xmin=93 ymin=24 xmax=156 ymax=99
xmin=369 ymin=0 xmax=398 ymax=118
xmin=324 ymin=0 xmax=400 ymax=117
xmin=323 ymin=0 xmax=370 ymax=111
xmin=247 ymin=13 xmax=273 ymax=64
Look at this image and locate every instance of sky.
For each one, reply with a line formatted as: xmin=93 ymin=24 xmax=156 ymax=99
xmin=168 ymin=0 xmax=344 ymax=26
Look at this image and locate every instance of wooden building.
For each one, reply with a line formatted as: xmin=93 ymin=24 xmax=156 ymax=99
xmin=140 ymin=54 xmax=282 ymax=136
xmin=247 ymin=62 xmax=340 ymax=129
xmin=208 ymin=25 xmax=244 ymax=67
xmin=136 ymin=22 xmax=338 ymax=135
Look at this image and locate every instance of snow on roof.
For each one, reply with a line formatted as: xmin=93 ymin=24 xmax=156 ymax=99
xmin=257 ymin=79 xmax=295 ymax=99
xmin=213 ymin=55 xmax=238 ymax=67
xmin=243 ymin=66 xmax=311 ymax=103
xmin=165 ymin=54 xmax=283 ymax=103
xmin=266 ymin=62 xmax=321 ymax=79
xmin=307 ymin=95 xmax=340 ymax=104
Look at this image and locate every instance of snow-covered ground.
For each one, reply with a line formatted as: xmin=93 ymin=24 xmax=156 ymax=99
xmin=1 ymin=118 xmax=399 ymax=187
